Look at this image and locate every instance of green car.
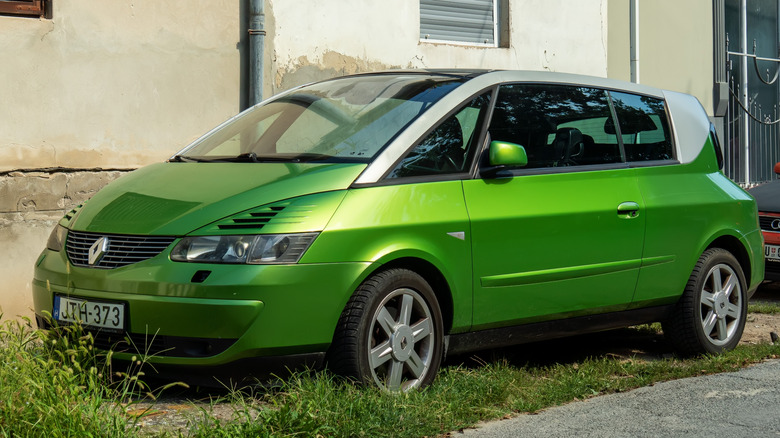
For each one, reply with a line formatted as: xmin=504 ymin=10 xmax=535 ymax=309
xmin=34 ymin=70 xmax=764 ymax=391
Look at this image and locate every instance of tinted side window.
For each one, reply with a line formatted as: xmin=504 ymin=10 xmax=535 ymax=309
xmin=488 ymin=84 xmax=621 ymax=168
xmin=388 ymin=92 xmax=491 ymax=178
xmin=609 ymin=92 xmax=674 ymax=161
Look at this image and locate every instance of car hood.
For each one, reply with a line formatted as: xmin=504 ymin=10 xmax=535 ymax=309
xmin=71 ymin=162 xmax=366 ymax=235
xmin=748 ymin=179 xmax=780 ymax=213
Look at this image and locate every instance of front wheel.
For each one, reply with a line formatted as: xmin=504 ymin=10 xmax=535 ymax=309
xmin=662 ymin=248 xmax=747 ymax=355
xmin=328 ymin=268 xmax=444 ymax=391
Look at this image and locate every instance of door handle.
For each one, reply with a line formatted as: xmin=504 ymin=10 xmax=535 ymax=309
xmin=617 ymin=201 xmax=640 ymax=219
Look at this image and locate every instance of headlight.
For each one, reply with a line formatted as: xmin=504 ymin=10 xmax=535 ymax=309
xmin=46 ymin=225 xmax=68 ymax=252
xmin=170 ymin=233 xmax=319 ymax=264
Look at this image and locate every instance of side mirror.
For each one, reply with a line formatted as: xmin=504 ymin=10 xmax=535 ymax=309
xmin=489 ymin=141 xmax=528 ymax=167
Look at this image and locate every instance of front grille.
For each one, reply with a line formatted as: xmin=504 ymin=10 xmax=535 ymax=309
xmin=766 ymin=259 xmax=780 ymax=274
xmin=759 ymin=215 xmax=780 ymax=233
xmin=66 ymin=231 xmax=176 ymax=269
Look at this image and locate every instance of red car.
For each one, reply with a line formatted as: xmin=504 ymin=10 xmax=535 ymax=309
xmin=748 ymin=162 xmax=780 ymax=281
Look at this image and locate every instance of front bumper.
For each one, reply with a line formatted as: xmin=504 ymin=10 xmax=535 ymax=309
xmin=33 ymin=248 xmax=370 ymax=367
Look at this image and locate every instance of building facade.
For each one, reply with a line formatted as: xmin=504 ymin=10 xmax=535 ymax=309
xmin=2 ymin=0 xmax=767 ymax=319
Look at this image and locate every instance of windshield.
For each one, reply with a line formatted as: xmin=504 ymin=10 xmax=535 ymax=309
xmin=176 ymin=74 xmax=465 ymax=163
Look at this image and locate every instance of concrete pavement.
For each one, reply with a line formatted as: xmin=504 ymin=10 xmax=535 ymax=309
xmin=458 ymin=359 xmax=780 ymax=437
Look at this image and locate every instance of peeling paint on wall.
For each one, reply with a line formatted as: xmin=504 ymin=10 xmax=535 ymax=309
xmin=273 ymin=50 xmax=402 ymax=94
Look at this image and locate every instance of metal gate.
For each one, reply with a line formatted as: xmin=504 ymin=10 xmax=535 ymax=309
xmin=724 ymin=0 xmax=780 ymax=186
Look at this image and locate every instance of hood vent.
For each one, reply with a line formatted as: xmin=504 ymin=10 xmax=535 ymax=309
xmin=217 ymin=205 xmax=286 ymax=230
xmin=64 ymin=204 xmax=82 ymax=222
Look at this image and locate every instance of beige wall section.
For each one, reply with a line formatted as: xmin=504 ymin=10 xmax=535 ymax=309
xmin=269 ymin=0 xmax=609 ymax=93
xmin=0 ymin=1 xmax=242 ymax=172
xmin=607 ymin=0 xmax=714 ymax=113
xmin=607 ymin=0 xmax=630 ymax=81
xmin=0 ymin=216 xmax=56 ymax=321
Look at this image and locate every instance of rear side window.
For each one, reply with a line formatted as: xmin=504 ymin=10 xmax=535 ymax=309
xmin=608 ymin=92 xmax=674 ymax=162
xmin=488 ymin=84 xmax=622 ymax=168
xmin=709 ymin=123 xmax=724 ymax=170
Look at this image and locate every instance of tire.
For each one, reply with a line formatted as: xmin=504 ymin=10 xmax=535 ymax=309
xmin=662 ymin=248 xmax=747 ymax=355
xmin=328 ymin=268 xmax=444 ymax=391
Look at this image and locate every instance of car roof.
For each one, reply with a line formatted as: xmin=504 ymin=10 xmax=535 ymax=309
xmin=352 ymin=70 xmax=706 ymax=184
xmin=343 ymin=69 xmax=666 ymax=99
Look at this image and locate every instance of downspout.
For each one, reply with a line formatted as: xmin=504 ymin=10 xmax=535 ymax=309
xmin=740 ymin=0 xmax=749 ymax=182
xmin=248 ymin=0 xmax=265 ymax=107
xmin=629 ymin=0 xmax=639 ymax=83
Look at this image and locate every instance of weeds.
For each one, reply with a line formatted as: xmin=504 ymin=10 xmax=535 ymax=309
xmin=0 ymin=314 xmax=172 ymax=437
xmin=1 ymin=313 xmax=779 ymax=437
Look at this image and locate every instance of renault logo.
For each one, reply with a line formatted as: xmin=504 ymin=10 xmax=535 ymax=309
xmin=88 ymin=237 xmax=109 ymax=265
xmin=773 ymin=219 xmax=780 ymax=231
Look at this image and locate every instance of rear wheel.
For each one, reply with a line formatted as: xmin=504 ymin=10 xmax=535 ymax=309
xmin=328 ymin=268 xmax=444 ymax=391
xmin=662 ymin=248 xmax=747 ymax=355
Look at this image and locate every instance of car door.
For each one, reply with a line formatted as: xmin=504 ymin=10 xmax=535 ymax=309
xmin=464 ymin=83 xmax=647 ymax=330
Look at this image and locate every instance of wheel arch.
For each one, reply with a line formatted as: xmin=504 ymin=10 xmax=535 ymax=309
xmin=361 ymin=257 xmax=455 ymax=335
xmin=706 ymin=234 xmax=752 ymax=285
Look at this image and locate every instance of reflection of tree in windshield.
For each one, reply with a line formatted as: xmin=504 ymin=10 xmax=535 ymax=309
xmin=390 ymin=92 xmax=491 ymax=178
xmin=489 ymin=85 xmax=612 ymax=159
xmin=495 ymin=86 xmax=611 ymax=128
xmin=183 ymin=75 xmax=465 ymax=162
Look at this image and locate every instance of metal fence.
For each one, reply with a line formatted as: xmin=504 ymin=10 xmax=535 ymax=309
xmin=724 ymin=76 xmax=780 ymax=186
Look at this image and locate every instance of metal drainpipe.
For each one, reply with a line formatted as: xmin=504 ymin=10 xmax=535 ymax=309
xmin=740 ymin=0 xmax=749 ymax=183
xmin=248 ymin=0 xmax=265 ymax=107
xmin=629 ymin=0 xmax=639 ymax=83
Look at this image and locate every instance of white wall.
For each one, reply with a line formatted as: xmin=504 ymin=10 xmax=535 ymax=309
xmin=268 ymin=0 xmax=609 ymax=93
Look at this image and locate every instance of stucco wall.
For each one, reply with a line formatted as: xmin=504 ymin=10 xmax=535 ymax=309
xmin=0 ymin=170 xmax=125 ymax=320
xmin=607 ymin=0 xmax=714 ymax=114
xmin=1 ymin=0 xmax=611 ymax=321
xmin=0 ymin=1 xmax=242 ymax=320
xmin=269 ymin=0 xmax=609 ymax=93
xmin=0 ymin=1 xmax=242 ymax=172
xmin=2 ymin=0 xmax=611 ymax=174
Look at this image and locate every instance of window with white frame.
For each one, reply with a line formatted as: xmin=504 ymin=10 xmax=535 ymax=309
xmin=420 ymin=0 xmax=506 ymax=47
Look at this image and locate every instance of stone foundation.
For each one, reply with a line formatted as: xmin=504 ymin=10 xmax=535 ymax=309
xmin=0 ymin=170 xmax=128 ymax=321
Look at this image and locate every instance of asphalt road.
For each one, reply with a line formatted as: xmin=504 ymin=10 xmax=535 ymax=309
xmin=458 ymin=359 xmax=780 ymax=437
xmin=457 ymin=284 xmax=780 ymax=438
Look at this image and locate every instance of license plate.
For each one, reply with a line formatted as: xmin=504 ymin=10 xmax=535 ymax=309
xmin=53 ymin=296 xmax=126 ymax=331
xmin=766 ymin=244 xmax=780 ymax=262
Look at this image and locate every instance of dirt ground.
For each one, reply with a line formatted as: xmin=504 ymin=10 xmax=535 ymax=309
xmin=742 ymin=312 xmax=780 ymax=344
xmin=125 ymin=282 xmax=780 ymax=435
xmin=741 ymin=282 xmax=780 ymax=344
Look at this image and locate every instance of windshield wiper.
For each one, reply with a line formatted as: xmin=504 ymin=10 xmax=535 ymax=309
xmin=169 ymin=155 xmax=206 ymax=163
xmin=172 ymin=153 xmax=337 ymax=163
xmin=170 ymin=154 xmax=254 ymax=163
xmin=216 ymin=153 xmax=334 ymax=163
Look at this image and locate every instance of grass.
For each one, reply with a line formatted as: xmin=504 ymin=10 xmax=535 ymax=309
xmin=748 ymin=300 xmax=780 ymax=314
xmin=0 ymin=315 xmax=179 ymax=437
xmin=2 ymin=311 xmax=780 ymax=437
